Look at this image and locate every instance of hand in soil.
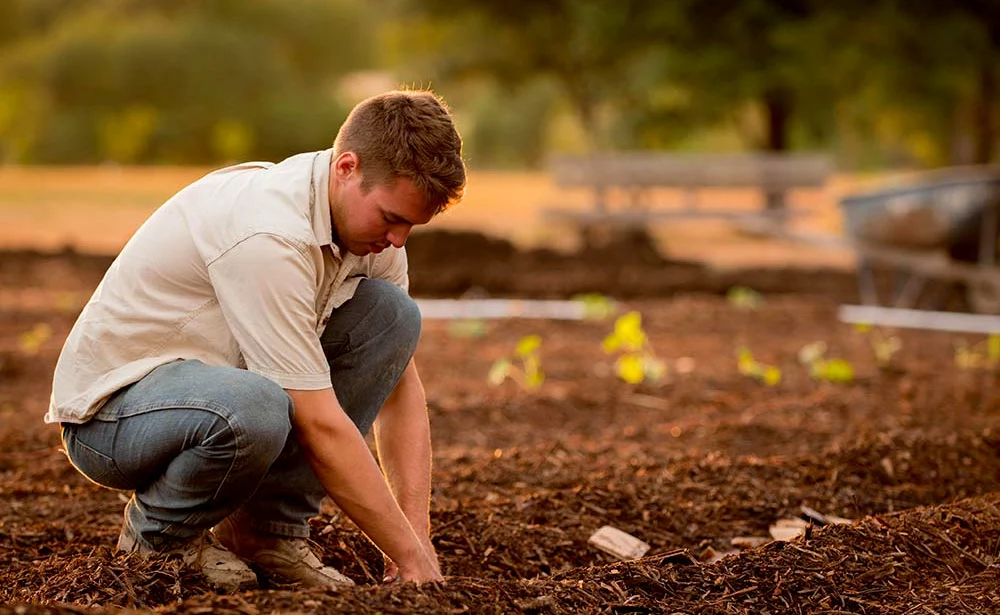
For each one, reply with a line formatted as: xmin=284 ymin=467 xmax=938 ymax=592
xmin=389 ymin=539 xmax=442 ymax=583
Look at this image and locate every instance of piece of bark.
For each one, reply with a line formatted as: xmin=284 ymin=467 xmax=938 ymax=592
xmin=731 ymin=536 xmax=771 ymax=549
xmin=700 ymin=545 xmax=740 ymax=564
xmin=588 ymin=525 xmax=650 ymax=560
xmin=800 ymin=504 xmax=854 ymax=526
xmin=769 ymin=518 xmax=810 ymax=541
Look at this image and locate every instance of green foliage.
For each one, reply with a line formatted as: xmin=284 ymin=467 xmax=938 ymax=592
xmin=737 ymin=347 xmax=781 ymax=386
xmin=832 ymin=0 xmax=1000 ymax=166
xmin=853 ymin=323 xmax=902 ymax=369
xmin=797 ymin=341 xmax=855 ymax=384
xmin=726 ymin=286 xmax=764 ymax=311
xmin=98 ymin=105 xmax=159 ymax=164
xmin=0 ymin=0 xmax=996 ymax=166
xmin=954 ymin=334 xmax=1000 ymax=371
xmin=391 ymin=0 xmax=675 ymax=150
xmin=460 ymin=78 xmax=561 ymax=169
xmin=602 ymin=311 xmax=666 ymax=384
xmin=488 ymin=334 xmax=544 ymax=391
xmin=210 ymin=119 xmax=254 ymax=163
xmin=810 ymin=358 xmax=855 ymax=383
xmin=572 ymin=293 xmax=618 ymax=321
xmin=447 ymin=319 xmax=487 ymax=339
xmin=0 ymin=0 xmax=369 ymax=163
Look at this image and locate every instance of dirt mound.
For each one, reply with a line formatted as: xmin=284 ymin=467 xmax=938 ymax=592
xmin=0 ymin=229 xmax=862 ymax=301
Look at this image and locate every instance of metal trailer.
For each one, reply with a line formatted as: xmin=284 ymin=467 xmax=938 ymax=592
xmin=838 ymin=166 xmax=1000 ymax=314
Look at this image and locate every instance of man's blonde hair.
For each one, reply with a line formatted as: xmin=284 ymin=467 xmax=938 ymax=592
xmin=334 ymin=89 xmax=466 ymax=214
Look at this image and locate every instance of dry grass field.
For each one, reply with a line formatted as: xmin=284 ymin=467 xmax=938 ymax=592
xmin=0 ymin=165 xmax=868 ymax=269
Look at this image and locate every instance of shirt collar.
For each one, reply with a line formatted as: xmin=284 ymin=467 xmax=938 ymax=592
xmin=310 ymin=148 xmax=337 ymax=252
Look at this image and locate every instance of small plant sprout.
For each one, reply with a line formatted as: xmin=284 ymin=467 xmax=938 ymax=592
xmin=572 ymin=293 xmax=617 ymax=320
xmin=726 ymin=286 xmax=764 ymax=311
xmin=954 ymin=334 xmax=1000 ymax=370
xmin=488 ymin=334 xmax=545 ymax=390
xmin=737 ymin=347 xmax=781 ymax=386
xmin=447 ymin=319 xmax=487 ymax=339
xmin=797 ymin=341 xmax=854 ymax=383
xmin=602 ymin=311 xmax=666 ymax=384
xmin=17 ymin=323 xmax=53 ymax=356
xmin=852 ymin=323 xmax=902 ymax=369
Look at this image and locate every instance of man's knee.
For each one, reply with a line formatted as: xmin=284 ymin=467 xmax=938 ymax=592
xmin=209 ymin=367 xmax=293 ymax=452
xmin=355 ymin=278 xmax=422 ymax=349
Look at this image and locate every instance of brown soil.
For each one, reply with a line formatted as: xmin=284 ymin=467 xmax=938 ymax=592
xmin=3 ymin=232 xmax=1000 ymax=614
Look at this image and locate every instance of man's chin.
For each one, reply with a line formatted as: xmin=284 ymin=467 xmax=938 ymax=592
xmin=348 ymin=244 xmax=380 ymax=256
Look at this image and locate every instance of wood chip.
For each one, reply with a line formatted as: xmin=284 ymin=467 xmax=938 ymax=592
xmin=588 ymin=526 xmax=650 ymax=560
xmin=700 ymin=545 xmax=740 ymax=563
xmin=769 ymin=518 xmax=810 ymax=542
xmin=731 ymin=536 xmax=772 ymax=549
xmin=801 ymin=505 xmax=854 ymax=526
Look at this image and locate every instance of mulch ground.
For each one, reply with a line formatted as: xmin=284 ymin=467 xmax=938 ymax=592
xmin=3 ymin=232 xmax=1000 ymax=614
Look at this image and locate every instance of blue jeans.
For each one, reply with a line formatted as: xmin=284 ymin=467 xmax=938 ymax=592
xmin=61 ymin=279 xmax=421 ymax=550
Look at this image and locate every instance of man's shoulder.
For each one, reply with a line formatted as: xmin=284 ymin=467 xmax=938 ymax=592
xmin=169 ymin=152 xmax=325 ymax=260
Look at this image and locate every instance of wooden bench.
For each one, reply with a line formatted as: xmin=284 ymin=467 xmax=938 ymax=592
xmin=542 ymin=152 xmax=833 ymax=230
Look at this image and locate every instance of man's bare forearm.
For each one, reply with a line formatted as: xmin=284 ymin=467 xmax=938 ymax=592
xmin=374 ymin=360 xmax=433 ymax=535
xmin=285 ymin=387 xmax=440 ymax=581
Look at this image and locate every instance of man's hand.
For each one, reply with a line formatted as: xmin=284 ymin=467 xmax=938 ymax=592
xmin=374 ymin=360 xmax=440 ymax=583
xmin=285 ymin=386 xmax=441 ymax=582
xmin=384 ymin=536 xmax=439 ymax=583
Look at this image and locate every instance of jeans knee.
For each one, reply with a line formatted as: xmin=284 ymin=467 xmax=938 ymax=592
xmin=217 ymin=371 xmax=293 ymax=456
xmin=361 ymin=278 xmax=422 ymax=351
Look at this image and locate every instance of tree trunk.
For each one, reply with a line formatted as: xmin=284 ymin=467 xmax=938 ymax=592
xmin=763 ymin=88 xmax=792 ymax=152
xmin=762 ymin=89 xmax=793 ymax=218
xmin=972 ymin=59 xmax=996 ymax=164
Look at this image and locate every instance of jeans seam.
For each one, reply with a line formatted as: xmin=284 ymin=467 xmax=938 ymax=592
xmin=104 ymin=399 xmax=247 ymax=420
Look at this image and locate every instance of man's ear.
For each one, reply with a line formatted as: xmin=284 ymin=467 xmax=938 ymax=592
xmin=332 ymin=152 xmax=358 ymax=180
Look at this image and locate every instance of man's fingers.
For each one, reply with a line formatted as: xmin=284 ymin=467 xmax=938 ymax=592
xmin=383 ymin=559 xmax=400 ymax=584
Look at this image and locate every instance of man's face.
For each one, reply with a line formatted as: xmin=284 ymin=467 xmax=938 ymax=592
xmin=329 ymin=153 xmax=433 ymax=257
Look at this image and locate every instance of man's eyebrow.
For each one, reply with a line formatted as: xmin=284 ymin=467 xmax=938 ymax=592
xmin=384 ymin=209 xmax=416 ymax=226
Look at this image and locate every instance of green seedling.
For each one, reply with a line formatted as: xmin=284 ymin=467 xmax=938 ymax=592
xmin=797 ymin=340 xmax=854 ymax=383
xmin=853 ymin=323 xmax=902 ymax=369
xmin=602 ymin=311 xmax=666 ymax=384
xmin=726 ymin=286 xmax=764 ymax=311
xmin=488 ymin=334 xmax=545 ymax=390
xmin=737 ymin=347 xmax=781 ymax=386
xmin=954 ymin=334 xmax=1000 ymax=370
xmin=448 ymin=319 xmax=487 ymax=339
xmin=17 ymin=323 xmax=52 ymax=356
xmin=572 ymin=293 xmax=617 ymax=320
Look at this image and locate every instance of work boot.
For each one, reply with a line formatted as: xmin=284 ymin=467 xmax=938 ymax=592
xmin=117 ymin=524 xmax=258 ymax=592
xmin=214 ymin=515 xmax=355 ymax=589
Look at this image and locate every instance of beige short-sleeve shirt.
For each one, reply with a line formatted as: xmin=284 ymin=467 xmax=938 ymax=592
xmin=46 ymin=149 xmax=409 ymax=424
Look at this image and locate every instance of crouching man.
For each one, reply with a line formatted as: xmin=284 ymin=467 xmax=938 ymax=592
xmin=46 ymin=89 xmax=466 ymax=591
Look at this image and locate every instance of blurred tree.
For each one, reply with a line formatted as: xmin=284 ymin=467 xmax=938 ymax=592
xmin=461 ymin=78 xmax=560 ymax=168
xmin=664 ymin=0 xmax=843 ymax=152
xmin=386 ymin=0 xmax=675 ymax=151
xmin=848 ymin=0 xmax=1000 ymax=164
xmin=0 ymin=0 xmax=373 ymax=163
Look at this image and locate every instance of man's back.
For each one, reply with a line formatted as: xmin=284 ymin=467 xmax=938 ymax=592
xmin=48 ymin=154 xmax=324 ymax=423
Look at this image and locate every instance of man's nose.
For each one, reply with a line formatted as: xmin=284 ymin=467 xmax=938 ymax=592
xmin=386 ymin=225 xmax=411 ymax=248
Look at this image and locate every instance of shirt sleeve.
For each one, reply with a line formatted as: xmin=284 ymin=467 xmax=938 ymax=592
xmin=371 ymin=246 xmax=410 ymax=293
xmin=207 ymin=233 xmax=331 ymax=390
